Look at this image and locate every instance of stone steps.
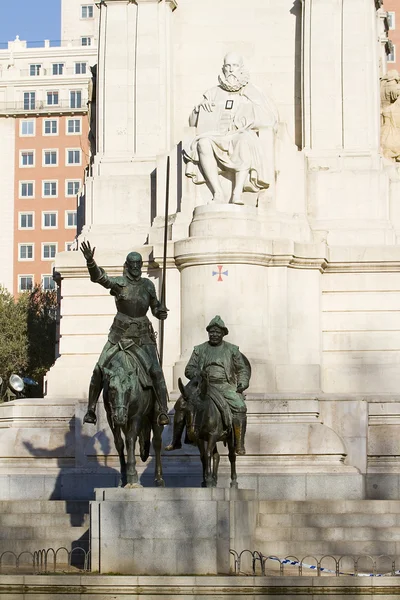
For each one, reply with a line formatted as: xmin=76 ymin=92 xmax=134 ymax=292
xmin=255 ymin=500 xmax=400 ymax=562
xmin=0 ymin=501 xmax=89 ymax=561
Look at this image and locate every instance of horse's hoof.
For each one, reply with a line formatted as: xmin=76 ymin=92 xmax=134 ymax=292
xmin=155 ymin=478 xmax=165 ymax=488
xmin=124 ymin=482 xmax=143 ymax=489
xmin=83 ymin=410 xmax=97 ymax=425
xmin=157 ymin=413 xmax=170 ymax=426
xmin=164 ymin=442 xmax=182 ymax=451
xmin=230 ymin=481 xmax=239 ymax=489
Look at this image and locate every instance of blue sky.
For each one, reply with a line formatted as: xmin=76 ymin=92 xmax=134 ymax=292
xmin=0 ymin=0 xmax=61 ymax=44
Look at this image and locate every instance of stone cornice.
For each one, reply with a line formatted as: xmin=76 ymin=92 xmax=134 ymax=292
xmin=174 ymin=251 xmax=328 ymax=272
xmin=1 ymin=576 xmax=400 ymax=597
xmin=57 ymin=255 xmax=400 ymax=278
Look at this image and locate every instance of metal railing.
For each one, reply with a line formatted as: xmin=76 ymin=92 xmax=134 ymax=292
xmin=230 ymin=550 xmax=400 ymax=577
xmin=0 ymin=39 xmax=97 ymax=50
xmin=18 ymin=68 xmax=90 ymax=78
xmin=0 ymin=101 xmax=88 ymax=114
xmin=0 ymin=547 xmax=90 ymax=574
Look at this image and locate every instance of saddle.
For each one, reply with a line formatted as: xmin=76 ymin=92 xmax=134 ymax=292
xmin=205 ymin=383 xmax=233 ymax=432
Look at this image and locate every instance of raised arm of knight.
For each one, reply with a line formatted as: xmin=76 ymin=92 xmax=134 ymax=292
xmin=80 ymin=241 xmax=113 ymax=290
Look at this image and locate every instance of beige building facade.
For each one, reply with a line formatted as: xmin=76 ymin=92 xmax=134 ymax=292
xmin=0 ymin=2 xmax=97 ymax=293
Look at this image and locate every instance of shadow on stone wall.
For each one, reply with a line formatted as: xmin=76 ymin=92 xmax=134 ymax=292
xmin=23 ymin=417 xmax=120 ymax=507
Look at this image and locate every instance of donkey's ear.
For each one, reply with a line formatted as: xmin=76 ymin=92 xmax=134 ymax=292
xmin=178 ymin=377 xmax=185 ymax=396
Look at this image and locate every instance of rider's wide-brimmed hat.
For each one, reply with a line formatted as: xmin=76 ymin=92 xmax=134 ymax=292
xmin=206 ymin=315 xmax=229 ymax=336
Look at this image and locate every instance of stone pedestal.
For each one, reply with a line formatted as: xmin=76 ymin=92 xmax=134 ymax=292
xmin=174 ymin=205 xmax=324 ymax=394
xmin=90 ymin=487 xmax=256 ymax=575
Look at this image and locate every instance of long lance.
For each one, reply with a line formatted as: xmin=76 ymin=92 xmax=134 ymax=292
xmin=159 ymin=155 xmax=170 ymax=368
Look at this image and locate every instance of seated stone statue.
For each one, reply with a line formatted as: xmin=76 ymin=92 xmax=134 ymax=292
xmin=183 ymin=52 xmax=277 ymax=205
xmin=165 ymin=315 xmax=251 ymax=455
xmin=381 ymin=70 xmax=400 ymax=162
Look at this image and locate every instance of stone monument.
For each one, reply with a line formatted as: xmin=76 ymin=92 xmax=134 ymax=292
xmin=2 ymin=0 xmax=400 ymax=513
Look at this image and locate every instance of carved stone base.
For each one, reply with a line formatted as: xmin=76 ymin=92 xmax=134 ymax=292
xmin=90 ymin=487 xmax=256 ymax=575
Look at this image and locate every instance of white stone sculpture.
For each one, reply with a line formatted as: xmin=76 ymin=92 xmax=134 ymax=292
xmin=381 ymin=69 xmax=400 ymax=162
xmin=183 ymin=52 xmax=277 ymax=205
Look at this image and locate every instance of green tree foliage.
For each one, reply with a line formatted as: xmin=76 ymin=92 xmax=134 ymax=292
xmin=0 ymin=284 xmax=57 ymax=398
xmin=0 ymin=286 xmax=29 ymax=389
xmin=25 ymin=285 xmax=57 ymax=395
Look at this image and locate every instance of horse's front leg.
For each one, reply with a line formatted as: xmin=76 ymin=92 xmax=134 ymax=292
xmin=152 ymin=423 xmax=165 ymax=487
xmin=114 ymin=426 xmax=127 ymax=487
xmin=228 ymin=432 xmax=238 ymax=489
xmin=125 ymin=418 xmax=139 ymax=486
xmin=205 ymin=435 xmax=219 ymax=488
xmin=212 ymin=445 xmax=220 ymax=486
xmin=198 ymin=439 xmax=207 ymax=487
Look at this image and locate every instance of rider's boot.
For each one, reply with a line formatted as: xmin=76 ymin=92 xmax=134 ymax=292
xmin=165 ymin=406 xmax=185 ymax=450
xmin=233 ymin=413 xmax=247 ymax=455
xmin=83 ymin=366 xmax=102 ymax=425
xmin=153 ymin=371 xmax=170 ymax=426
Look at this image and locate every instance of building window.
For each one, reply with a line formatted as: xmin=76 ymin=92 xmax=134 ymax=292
xmin=42 ymin=275 xmax=56 ymax=290
xmin=388 ymin=44 xmax=396 ymax=63
xmin=29 ymin=64 xmax=41 ymax=76
xmin=67 ymin=118 xmax=81 ymax=134
xmin=44 ymin=150 xmax=58 ymax=166
xmin=23 ymin=92 xmax=36 ymax=110
xmin=44 ymin=119 xmax=58 ymax=135
xmin=387 ymin=12 xmax=395 ymax=30
xmin=81 ymin=5 xmax=94 ymax=18
xmin=20 ymin=120 xmax=35 ymax=136
xmin=52 ymin=63 xmax=64 ymax=75
xmin=70 ymin=90 xmax=82 ymax=109
xmin=20 ymin=151 xmax=34 ymax=167
xmin=66 ymin=149 xmax=81 ymax=165
xmin=42 ymin=212 xmax=57 ymax=228
xmin=65 ymin=241 xmax=76 ymax=251
xmin=75 ymin=62 xmax=87 ymax=75
xmin=42 ymin=243 xmax=57 ymax=260
xmin=66 ymin=180 xmax=81 ymax=196
xmin=65 ymin=211 xmax=77 ymax=228
xmin=20 ymin=182 xmax=34 ymax=198
xmin=19 ymin=244 xmax=34 ymax=261
xmin=81 ymin=37 xmax=92 ymax=46
xmin=43 ymin=181 xmax=58 ymax=197
xmin=19 ymin=275 xmax=33 ymax=292
xmin=19 ymin=213 xmax=34 ymax=229
xmin=46 ymin=91 xmax=59 ymax=106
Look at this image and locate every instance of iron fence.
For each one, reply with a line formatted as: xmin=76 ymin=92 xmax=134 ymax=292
xmin=0 ymin=547 xmax=90 ymax=574
xmin=230 ymin=550 xmax=400 ymax=577
xmin=2 ymin=546 xmax=398 ymax=577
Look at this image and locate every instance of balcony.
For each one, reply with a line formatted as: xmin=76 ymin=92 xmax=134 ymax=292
xmin=0 ymin=100 xmax=88 ymax=116
xmin=18 ymin=67 xmax=91 ymax=78
xmin=0 ymin=39 xmax=97 ymax=51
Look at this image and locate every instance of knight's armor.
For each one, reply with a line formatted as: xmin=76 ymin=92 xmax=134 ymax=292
xmin=83 ymin=256 xmax=169 ymax=425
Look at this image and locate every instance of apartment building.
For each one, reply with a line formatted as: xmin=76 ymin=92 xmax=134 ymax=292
xmin=0 ymin=1 xmax=97 ymax=294
xmin=384 ymin=0 xmax=400 ymax=72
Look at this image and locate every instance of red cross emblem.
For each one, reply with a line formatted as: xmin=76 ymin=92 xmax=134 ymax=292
xmin=212 ymin=265 xmax=228 ymax=282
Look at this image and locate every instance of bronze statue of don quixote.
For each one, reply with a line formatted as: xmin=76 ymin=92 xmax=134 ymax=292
xmin=81 ymin=242 xmax=250 ymax=489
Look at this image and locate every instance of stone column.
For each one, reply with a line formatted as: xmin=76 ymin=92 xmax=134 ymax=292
xmin=83 ymin=0 xmax=176 ymax=247
xmin=302 ymin=0 xmax=380 ymax=152
xmin=302 ymin=0 xmax=392 ymax=245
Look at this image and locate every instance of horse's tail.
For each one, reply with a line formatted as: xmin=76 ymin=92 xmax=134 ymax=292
xmin=139 ymin=419 xmax=151 ymax=462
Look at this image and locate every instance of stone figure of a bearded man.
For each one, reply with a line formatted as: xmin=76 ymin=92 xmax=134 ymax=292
xmin=183 ymin=52 xmax=277 ymax=204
